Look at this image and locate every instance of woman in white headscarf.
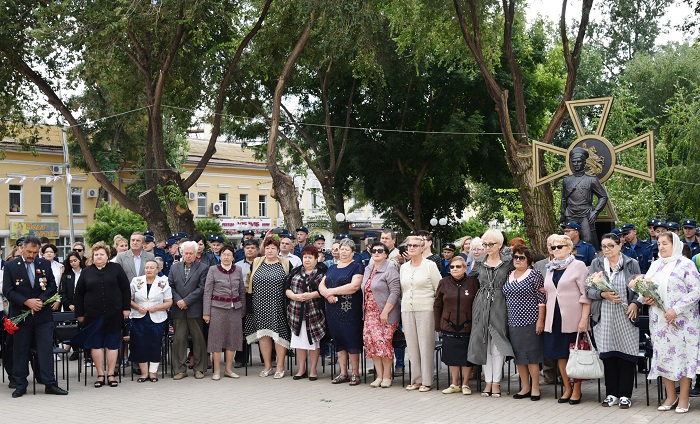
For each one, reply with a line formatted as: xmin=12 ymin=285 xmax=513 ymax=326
xmin=644 ymin=232 xmax=700 ymax=414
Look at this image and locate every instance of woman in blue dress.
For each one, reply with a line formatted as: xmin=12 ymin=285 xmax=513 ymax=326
xmin=319 ymin=238 xmax=364 ymax=385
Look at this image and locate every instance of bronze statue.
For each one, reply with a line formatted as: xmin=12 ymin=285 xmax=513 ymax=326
xmin=560 ymin=147 xmax=609 ymax=247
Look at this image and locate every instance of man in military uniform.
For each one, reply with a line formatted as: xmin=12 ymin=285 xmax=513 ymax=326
xmin=359 ymin=232 xmax=375 ymax=267
xmin=621 ymin=223 xmax=653 ymax=274
xmin=294 ymin=226 xmax=310 ymax=258
xmin=646 ymin=219 xmax=662 ymax=244
xmin=683 ymin=219 xmax=700 ymax=257
xmin=560 ymin=147 xmax=609 ymax=247
xmin=207 ymin=234 xmax=225 ymax=264
xmin=441 ymin=243 xmax=456 ymax=277
xmin=312 ymin=235 xmax=332 ymax=262
xmin=667 ymin=221 xmax=681 ymax=236
xmin=234 ymin=230 xmax=255 ymax=262
xmin=161 ymin=238 xmax=178 ymax=277
xmin=563 ymin=221 xmax=596 ymax=266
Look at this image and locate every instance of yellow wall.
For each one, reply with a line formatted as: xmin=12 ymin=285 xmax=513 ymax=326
xmin=1 ymin=127 xmax=280 ymax=254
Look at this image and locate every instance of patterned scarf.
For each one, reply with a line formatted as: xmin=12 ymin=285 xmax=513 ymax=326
xmin=546 ymin=254 xmax=575 ymax=271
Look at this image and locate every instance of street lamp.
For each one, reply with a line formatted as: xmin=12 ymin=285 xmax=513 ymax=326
xmin=430 ymin=217 xmax=448 ymax=250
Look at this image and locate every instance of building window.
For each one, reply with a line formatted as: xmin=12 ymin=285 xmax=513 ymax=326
xmin=310 ymin=189 xmax=320 ymax=210
xmin=57 ymin=236 xmax=84 ymax=261
xmin=40 ymin=186 xmax=54 ymax=214
xmin=259 ymin=195 xmax=267 ymax=217
xmin=197 ymin=192 xmax=207 ymax=216
xmin=71 ymin=187 xmax=83 ymax=214
xmin=219 ymin=193 xmax=228 ymax=216
xmin=239 ymin=194 xmax=248 ymax=217
xmin=9 ymin=185 xmax=22 ymax=213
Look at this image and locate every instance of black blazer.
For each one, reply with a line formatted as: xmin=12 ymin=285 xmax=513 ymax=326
xmin=2 ymin=256 xmax=57 ymax=323
xmin=73 ymin=262 xmax=131 ymax=333
xmin=59 ymin=268 xmax=81 ymax=312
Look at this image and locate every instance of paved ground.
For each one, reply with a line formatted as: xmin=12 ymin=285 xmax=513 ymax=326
xmin=2 ymin=355 xmax=699 ymax=423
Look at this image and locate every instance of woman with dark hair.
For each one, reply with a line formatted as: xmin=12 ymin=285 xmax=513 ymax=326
xmin=587 ymin=233 xmax=641 ymax=409
xmin=58 ymin=252 xmax=84 ymax=313
xmin=245 ymin=235 xmax=291 ymax=379
xmin=203 ymin=245 xmax=246 ymax=380
xmin=320 ymin=238 xmax=364 ymax=385
xmin=362 ymin=241 xmax=401 ymax=388
xmin=286 ymin=245 xmax=327 ymax=381
xmin=194 ymin=234 xmax=218 ymax=266
xmin=435 ymin=256 xmax=479 ymax=395
xmin=129 ymin=259 xmax=172 ymax=382
xmin=41 ymin=244 xmax=63 ymax=291
xmin=502 ymin=245 xmax=545 ymax=401
xmin=72 ymin=242 xmax=131 ymax=388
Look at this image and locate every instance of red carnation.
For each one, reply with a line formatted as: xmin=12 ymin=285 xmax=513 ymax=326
xmin=3 ymin=317 xmax=19 ymax=335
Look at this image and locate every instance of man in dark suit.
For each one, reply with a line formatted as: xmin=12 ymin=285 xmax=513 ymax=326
xmin=2 ymin=236 xmax=68 ymax=398
xmin=168 ymin=240 xmax=208 ymax=379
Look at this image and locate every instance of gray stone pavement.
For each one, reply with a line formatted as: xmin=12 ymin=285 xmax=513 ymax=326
xmin=2 ymin=356 xmax=699 ymax=423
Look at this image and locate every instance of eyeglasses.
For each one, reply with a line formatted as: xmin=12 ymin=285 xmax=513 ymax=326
xmin=513 ymin=255 xmax=527 ymax=261
xmin=551 ymin=245 xmax=567 ymax=250
xmin=73 ymin=248 xmax=83 ymax=252
xmin=449 ymin=265 xmax=463 ymax=269
xmin=601 ymin=244 xmax=617 ymax=250
xmin=370 ymin=248 xmax=385 ymax=254
xmin=482 ymin=243 xmax=497 ymax=248
xmin=406 ymin=244 xmax=422 ymax=248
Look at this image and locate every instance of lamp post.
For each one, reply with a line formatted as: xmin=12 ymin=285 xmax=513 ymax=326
xmin=430 ymin=217 xmax=448 ymax=251
xmin=335 ymin=212 xmax=347 ymax=235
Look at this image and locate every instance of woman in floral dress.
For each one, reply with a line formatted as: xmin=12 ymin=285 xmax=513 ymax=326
xmin=645 ymin=232 xmax=700 ymax=414
xmin=362 ymin=242 xmax=401 ymax=388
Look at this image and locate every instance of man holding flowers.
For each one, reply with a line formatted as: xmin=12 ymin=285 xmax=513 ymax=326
xmin=2 ymin=235 xmax=68 ymax=398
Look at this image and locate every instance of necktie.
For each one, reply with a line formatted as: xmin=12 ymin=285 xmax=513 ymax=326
xmin=27 ymin=262 xmax=35 ymax=287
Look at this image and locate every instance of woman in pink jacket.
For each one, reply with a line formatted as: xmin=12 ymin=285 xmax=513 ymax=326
xmin=543 ymin=234 xmax=591 ymax=405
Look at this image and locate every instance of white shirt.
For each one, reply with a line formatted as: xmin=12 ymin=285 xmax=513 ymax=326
xmin=280 ymin=252 xmax=301 ymax=268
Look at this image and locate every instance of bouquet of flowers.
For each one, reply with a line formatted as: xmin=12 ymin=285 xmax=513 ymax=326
xmin=586 ymin=271 xmax=627 ymax=308
xmin=628 ymin=275 xmax=679 ymax=329
xmin=2 ymin=293 xmax=61 ymax=335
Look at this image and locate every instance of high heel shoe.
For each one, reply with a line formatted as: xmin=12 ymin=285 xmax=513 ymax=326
xmin=657 ymin=398 xmax=679 ymax=411
xmin=569 ymin=397 xmax=581 ymax=405
xmin=513 ymin=391 xmax=531 ymax=399
xmin=558 ymin=396 xmax=571 ymax=404
xmin=675 ymin=403 xmax=690 ymax=414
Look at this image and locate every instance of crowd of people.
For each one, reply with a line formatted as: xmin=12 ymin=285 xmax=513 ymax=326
xmin=2 ymin=221 xmax=700 ymax=415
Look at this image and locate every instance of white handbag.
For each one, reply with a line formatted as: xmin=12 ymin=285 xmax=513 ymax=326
xmin=565 ymin=331 xmax=604 ymax=379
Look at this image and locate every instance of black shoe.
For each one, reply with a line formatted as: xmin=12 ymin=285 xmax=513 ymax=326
xmin=69 ymin=352 xmax=79 ymax=361
xmin=513 ymin=391 xmax=531 ymax=399
xmin=557 ymin=397 xmax=570 ymax=403
xmin=569 ymin=398 xmax=581 ymax=405
xmin=8 ymin=381 xmax=16 ymax=389
xmin=293 ymin=372 xmax=308 ymax=380
xmin=12 ymin=389 xmax=26 ymax=398
xmin=45 ymin=385 xmax=69 ymax=395
xmin=531 ymin=395 xmax=541 ymax=401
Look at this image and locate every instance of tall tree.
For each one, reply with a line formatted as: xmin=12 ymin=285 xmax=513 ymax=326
xmin=0 ymin=0 xmax=272 ymax=239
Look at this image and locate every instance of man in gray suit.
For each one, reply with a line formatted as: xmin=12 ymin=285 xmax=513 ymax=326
xmin=114 ymin=232 xmax=155 ymax=282
xmin=169 ymin=241 xmax=208 ymax=379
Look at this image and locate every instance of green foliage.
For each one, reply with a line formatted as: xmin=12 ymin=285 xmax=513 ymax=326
xmin=194 ymin=219 xmax=224 ymax=237
xmin=448 ymin=218 xmax=489 ymax=243
xmin=157 ymin=181 xmax=188 ymax=210
xmin=84 ymin=202 xmax=147 ymax=246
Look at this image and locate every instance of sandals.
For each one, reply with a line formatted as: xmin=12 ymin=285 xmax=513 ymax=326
xmin=107 ymin=375 xmax=118 ymax=387
xmin=94 ymin=375 xmax=105 ymax=388
xmin=259 ymin=368 xmax=274 ymax=377
xmin=149 ymin=373 xmax=159 ymax=382
xmin=331 ymin=374 xmax=350 ymax=384
xmin=349 ymin=375 xmax=361 ymax=386
xmin=491 ymin=383 xmax=501 ymax=398
xmin=137 ymin=377 xmax=148 ymax=383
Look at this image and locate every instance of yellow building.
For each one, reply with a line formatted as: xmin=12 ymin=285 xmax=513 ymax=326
xmin=0 ymin=126 xmax=280 ymax=259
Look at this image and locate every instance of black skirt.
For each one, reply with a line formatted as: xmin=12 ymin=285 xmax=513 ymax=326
xmin=129 ymin=314 xmax=167 ymax=363
xmin=441 ymin=333 xmax=475 ymax=367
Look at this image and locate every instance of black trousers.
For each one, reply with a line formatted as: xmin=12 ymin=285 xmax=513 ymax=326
xmin=602 ymin=356 xmax=636 ymax=398
xmin=13 ymin=318 xmax=57 ymax=392
xmin=2 ymin=328 xmax=15 ymax=384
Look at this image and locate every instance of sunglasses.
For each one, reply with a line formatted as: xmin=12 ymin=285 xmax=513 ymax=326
xmin=513 ymin=255 xmax=527 ymax=261
xmin=482 ymin=242 xmax=497 ymax=248
xmin=406 ymin=244 xmax=422 ymax=248
xmin=551 ymin=245 xmax=566 ymax=250
xmin=449 ymin=265 xmax=463 ymax=269
xmin=74 ymin=248 xmax=84 ymax=252
xmin=370 ymin=248 xmax=385 ymax=254
xmin=601 ymin=244 xmax=617 ymax=250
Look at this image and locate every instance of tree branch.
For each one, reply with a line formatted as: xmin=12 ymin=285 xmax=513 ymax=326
xmin=6 ymin=56 xmax=139 ymax=211
xmin=183 ymin=0 xmax=272 ymax=189
xmin=540 ymin=0 xmax=593 ymax=144
xmin=334 ymin=78 xmax=356 ymax=175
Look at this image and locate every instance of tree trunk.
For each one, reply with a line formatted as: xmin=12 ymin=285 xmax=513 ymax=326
xmin=138 ymin=188 xmax=171 ymax=240
xmin=266 ymin=11 xmax=315 ymax=232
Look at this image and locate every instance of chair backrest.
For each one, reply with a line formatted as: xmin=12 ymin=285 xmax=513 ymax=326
xmin=53 ymin=311 xmax=79 ymax=344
